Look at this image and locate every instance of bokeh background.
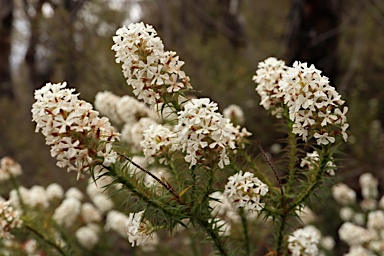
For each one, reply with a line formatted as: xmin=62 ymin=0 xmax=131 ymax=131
xmin=1 ymin=0 xmax=384 ymax=254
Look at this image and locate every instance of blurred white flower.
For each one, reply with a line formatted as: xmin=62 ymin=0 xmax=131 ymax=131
xmin=53 ymin=197 xmax=81 ymax=228
xmin=76 ymin=223 xmax=100 ymax=250
xmin=0 ymin=157 xmax=22 ymax=182
xmin=288 ymin=226 xmax=320 ymax=256
xmin=0 ymin=200 xmax=23 ymax=239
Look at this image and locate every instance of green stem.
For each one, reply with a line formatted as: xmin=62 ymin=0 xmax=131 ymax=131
xmin=240 ymin=209 xmax=250 ymax=256
xmin=286 ymin=130 xmax=297 ymax=195
xmin=25 ymin=224 xmax=68 ymax=256
xmin=196 ymin=218 xmax=228 ymax=256
xmin=287 ymin=148 xmax=330 ymax=212
xmin=276 ymin=214 xmax=287 ymax=255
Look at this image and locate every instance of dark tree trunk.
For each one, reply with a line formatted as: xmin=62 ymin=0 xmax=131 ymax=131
xmin=285 ymin=0 xmax=341 ymax=82
xmin=0 ymin=0 xmax=14 ymax=98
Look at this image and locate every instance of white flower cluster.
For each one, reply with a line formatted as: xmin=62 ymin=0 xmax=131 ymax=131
xmin=31 ymin=82 xmax=120 ymax=179
xmin=254 ymin=59 xmax=349 ymax=145
xmin=223 ymin=171 xmax=268 ymax=212
xmin=111 ymin=22 xmax=192 ymax=108
xmin=288 ymin=225 xmax=320 ymax=256
xmin=300 ymin=150 xmax=337 ymax=176
xmin=0 ymin=157 xmax=22 ymax=182
xmin=280 ymin=61 xmax=348 ymax=145
xmin=173 ymin=98 xmax=249 ymax=169
xmin=75 ymin=223 xmax=101 ymax=250
xmin=253 ymin=57 xmax=287 ymax=117
xmin=332 ymin=173 xmax=384 ymax=255
xmin=95 ymin=91 xmax=158 ymax=125
xmin=125 ymin=210 xmax=154 ymax=247
xmin=0 ymin=200 xmax=22 ymax=239
xmin=53 ymin=197 xmax=82 ymax=228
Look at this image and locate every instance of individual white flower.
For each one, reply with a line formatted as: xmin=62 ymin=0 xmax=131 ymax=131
xmin=223 ymin=104 xmax=245 ymax=126
xmin=0 ymin=157 xmax=22 ymax=181
xmin=126 ymin=210 xmax=152 ymax=247
xmin=0 ymin=200 xmax=23 ymax=239
xmin=46 ymin=183 xmax=64 ymax=201
xmin=105 ymin=210 xmax=129 ymax=238
xmin=223 ymin=171 xmax=268 ymax=212
xmin=81 ymin=203 xmax=102 ymax=223
xmin=288 ymin=226 xmax=320 ymax=256
xmin=253 ymin=57 xmax=287 ymax=117
xmin=111 ymin=22 xmax=192 ymax=109
xmin=53 ymin=197 xmax=81 ymax=228
xmin=332 ymin=183 xmax=356 ymax=205
xmin=65 ymin=187 xmax=84 ymax=201
xmin=76 ymin=224 xmax=100 ymax=250
xmin=31 ymin=82 xmax=120 ymax=179
xmin=279 ymin=61 xmax=348 ymax=144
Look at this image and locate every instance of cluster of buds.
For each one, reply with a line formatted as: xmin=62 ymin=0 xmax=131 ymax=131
xmin=31 ymin=82 xmax=120 ymax=179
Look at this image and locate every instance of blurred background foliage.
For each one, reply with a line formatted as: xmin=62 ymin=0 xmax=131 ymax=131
xmin=0 ymin=0 xmax=384 ymax=254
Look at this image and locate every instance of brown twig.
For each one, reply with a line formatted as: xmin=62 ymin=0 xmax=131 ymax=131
xmin=118 ymin=153 xmax=180 ymax=201
xmin=256 ymin=140 xmax=284 ymax=196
